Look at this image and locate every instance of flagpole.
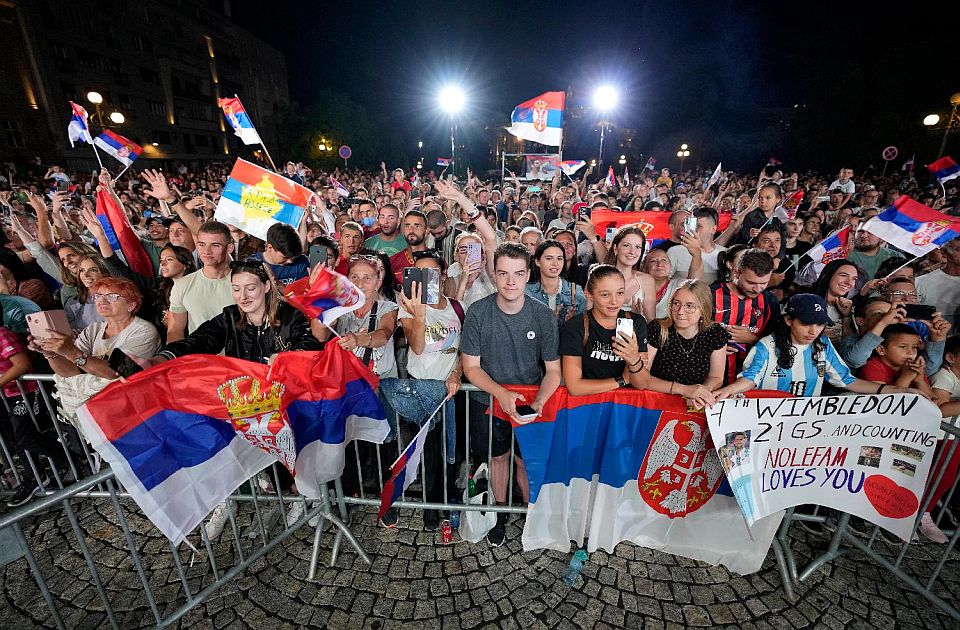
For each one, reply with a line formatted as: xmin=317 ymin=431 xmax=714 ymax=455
xmin=322 ymin=321 xmax=342 ymax=339
xmin=779 ymin=225 xmax=847 ymax=274
xmin=90 ymin=142 xmax=104 ymax=170
xmin=234 ymin=94 xmax=279 ymax=172
xmin=883 ymin=252 xmax=925 ymax=280
xmin=115 ymin=163 xmax=131 ymax=181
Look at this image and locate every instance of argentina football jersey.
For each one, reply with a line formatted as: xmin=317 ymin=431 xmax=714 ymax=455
xmin=740 ymin=336 xmax=856 ymax=396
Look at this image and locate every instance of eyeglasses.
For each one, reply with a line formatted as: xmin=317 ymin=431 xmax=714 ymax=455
xmin=670 ymin=301 xmax=700 ymax=314
xmin=92 ymin=292 xmax=123 ymax=303
xmin=882 ymin=290 xmax=917 ymax=299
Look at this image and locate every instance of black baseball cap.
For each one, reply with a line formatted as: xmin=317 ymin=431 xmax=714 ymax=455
xmin=785 ymin=294 xmax=833 ymax=325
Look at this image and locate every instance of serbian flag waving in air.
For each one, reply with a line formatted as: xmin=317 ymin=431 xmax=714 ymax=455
xmin=558 ymin=160 xmax=586 ymax=176
xmin=96 ymin=189 xmax=153 ymax=277
xmin=77 ymin=347 xmax=387 ymax=544
xmin=214 ymin=158 xmax=312 ymax=240
xmin=861 ymin=196 xmax=960 ymax=257
xmin=283 ymin=265 xmax=365 ymax=326
xmin=927 ymin=156 xmax=960 ymax=184
xmin=67 ymin=101 xmax=93 ymax=147
xmin=493 ymin=387 xmax=782 ymax=575
xmin=217 ymin=96 xmax=262 ymax=146
xmin=93 ymin=130 xmax=142 ymax=167
xmin=506 ymin=91 xmax=565 ymax=147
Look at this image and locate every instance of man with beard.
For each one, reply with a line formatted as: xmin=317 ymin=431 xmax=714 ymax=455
xmin=426 ymin=208 xmax=462 ymax=264
xmin=141 ymin=216 xmax=169 ymax=274
xmin=365 ymin=203 xmax=407 ymax=255
xmin=712 ymin=249 xmax=778 ymax=383
xmin=847 ymin=227 xmax=899 ymax=280
xmin=389 ymin=211 xmax=429 ymax=285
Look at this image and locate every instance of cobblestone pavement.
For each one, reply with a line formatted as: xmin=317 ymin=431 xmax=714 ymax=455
xmin=0 ymin=496 xmax=958 ymax=629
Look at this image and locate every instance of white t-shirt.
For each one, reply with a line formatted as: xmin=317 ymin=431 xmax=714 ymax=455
xmin=334 ymin=299 xmax=398 ymax=377
xmin=447 ymin=263 xmax=495 ymax=310
xmin=398 ymin=300 xmax=461 ymax=380
xmin=669 ymin=244 xmax=726 ymax=286
xmin=931 ymin=368 xmax=960 ymax=399
xmin=830 ymin=179 xmax=855 ymax=195
xmin=75 ymin=317 xmax=161 ymax=360
xmin=916 ymin=270 xmax=960 ymax=326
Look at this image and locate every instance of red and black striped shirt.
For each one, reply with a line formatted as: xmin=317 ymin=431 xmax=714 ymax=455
xmin=711 ymin=281 xmax=780 ymax=384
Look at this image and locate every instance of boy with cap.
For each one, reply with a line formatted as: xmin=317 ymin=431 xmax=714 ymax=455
xmin=715 ymin=294 xmax=924 ymax=399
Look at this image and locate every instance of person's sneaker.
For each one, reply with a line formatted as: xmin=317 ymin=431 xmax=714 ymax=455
xmin=256 ymin=472 xmax=274 ymax=494
xmin=487 ymin=512 xmax=508 ymax=547
xmin=284 ymin=500 xmax=306 ymax=527
xmin=918 ymin=512 xmax=949 ymax=544
xmin=6 ymin=479 xmax=44 ymax=507
xmin=204 ymin=501 xmax=236 ymax=540
xmin=380 ymin=508 xmax=399 ymax=528
xmin=423 ymin=509 xmax=440 ymax=532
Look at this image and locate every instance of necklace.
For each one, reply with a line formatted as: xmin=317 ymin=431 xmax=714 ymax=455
xmin=671 ymin=326 xmax=700 ymax=355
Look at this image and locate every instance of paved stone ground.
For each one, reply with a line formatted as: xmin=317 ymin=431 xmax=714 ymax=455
xmin=0 ymin=495 xmax=958 ymax=629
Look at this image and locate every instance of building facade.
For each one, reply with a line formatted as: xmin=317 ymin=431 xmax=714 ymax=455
xmin=0 ymin=0 xmax=288 ymax=169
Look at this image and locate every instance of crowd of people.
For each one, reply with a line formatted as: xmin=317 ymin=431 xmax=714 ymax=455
xmin=1 ymin=155 xmax=959 ymax=547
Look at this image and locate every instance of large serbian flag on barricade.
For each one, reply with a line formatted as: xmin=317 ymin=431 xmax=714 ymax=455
xmin=496 ymin=387 xmax=784 ymax=575
xmin=214 ymin=158 xmax=312 ymax=240
xmin=77 ymin=346 xmax=387 ymax=544
xmin=589 ymin=209 xmax=733 ymax=245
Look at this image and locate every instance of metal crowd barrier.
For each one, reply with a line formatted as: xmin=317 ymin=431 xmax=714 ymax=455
xmin=1 ymin=375 xmax=959 ymax=626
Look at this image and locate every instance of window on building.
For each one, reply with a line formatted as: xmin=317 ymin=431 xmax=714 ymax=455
xmin=147 ymin=100 xmax=165 ymax=116
xmin=3 ymin=122 xmax=24 ymax=148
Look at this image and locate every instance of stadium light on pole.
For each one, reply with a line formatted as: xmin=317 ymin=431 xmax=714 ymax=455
xmin=592 ymin=85 xmax=619 ymax=178
xmin=439 ymin=85 xmax=465 ymax=177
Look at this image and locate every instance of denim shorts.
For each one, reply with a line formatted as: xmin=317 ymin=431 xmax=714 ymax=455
xmin=380 ymin=378 xmax=456 ymax=464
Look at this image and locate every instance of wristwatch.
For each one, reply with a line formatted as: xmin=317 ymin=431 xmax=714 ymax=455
xmin=74 ymin=353 xmax=89 ymax=368
xmin=615 ymin=375 xmax=627 ymax=388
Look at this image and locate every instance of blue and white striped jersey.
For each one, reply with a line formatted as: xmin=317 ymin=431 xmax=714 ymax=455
xmin=739 ymin=335 xmax=856 ymax=397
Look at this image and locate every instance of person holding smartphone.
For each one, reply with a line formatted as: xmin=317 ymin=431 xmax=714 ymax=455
xmin=559 ymin=265 xmax=647 ymax=395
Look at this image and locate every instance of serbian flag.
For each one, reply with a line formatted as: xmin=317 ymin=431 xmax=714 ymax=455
xmin=96 ymin=189 xmax=153 ymax=277
xmin=902 ymin=154 xmax=915 ymax=172
xmin=329 ymin=175 xmax=349 ymax=197
xmin=215 ymin=158 xmax=311 ymax=240
xmin=506 ymin=91 xmax=565 ymax=147
xmin=283 ymin=266 xmax=365 ymax=326
xmin=436 ymin=157 xmax=452 ymax=167
xmin=644 ymin=157 xmax=657 ymax=171
xmin=927 ymin=156 xmax=960 ymax=184
xmin=558 ymin=160 xmax=586 ymax=176
xmin=217 ymin=96 xmax=262 ymax=145
xmin=378 ymin=421 xmax=430 ymax=519
xmin=862 ymin=196 xmax=960 ymax=257
xmin=77 ymin=347 xmax=387 ymax=544
xmin=495 ymin=387 xmax=783 ymax=574
xmin=774 ymin=190 xmax=805 ymax=222
xmin=623 ymin=166 xmax=631 ymax=187
xmin=94 ymin=130 xmax=142 ymax=167
xmin=605 ymin=166 xmax=616 ymax=188
xmin=795 ymin=226 xmax=852 ymax=285
xmin=67 ymin=101 xmax=93 ymax=147
xmin=704 ymin=162 xmax=722 ymax=191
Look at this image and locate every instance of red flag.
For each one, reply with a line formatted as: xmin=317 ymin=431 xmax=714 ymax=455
xmin=95 ymin=190 xmax=152 ymax=277
xmin=282 ymin=266 xmax=365 ymax=326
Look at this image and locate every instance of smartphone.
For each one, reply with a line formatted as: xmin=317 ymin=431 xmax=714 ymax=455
xmin=56 ymin=180 xmax=68 ymax=193
xmin=465 ymin=241 xmax=482 ymax=268
xmin=605 ymin=226 xmax=617 ymax=242
xmin=903 ymin=304 xmax=936 ymax=321
xmin=402 ymin=267 xmax=421 ymax=302
xmin=108 ymin=348 xmax=143 ymax=378
xmin=684 ymin=216 xmax=698 ymax=234
xmin=514 ymin=404 xmax=538 ymax=420
xmin=616 ymin=317 xmax=634 ymax=338
xmin=308 ymin=244 xmax=329 ymax=268
xmin=26 ymin=310 xmax=71 ymax=340
xmin=404 ymin=267 xmax=441 ymax=305
xmin=727 ymin=342 xmax=747 ymax=353
xmin=578 ymin=209 xmax=590 ymax=223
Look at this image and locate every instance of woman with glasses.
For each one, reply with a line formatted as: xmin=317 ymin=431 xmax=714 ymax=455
xmin=639 ymin=280 xmax=730 ymax=410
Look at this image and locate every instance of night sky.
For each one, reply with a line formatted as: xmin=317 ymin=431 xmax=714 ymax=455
xmin=232 ymin=1 xmax=957 ymax=173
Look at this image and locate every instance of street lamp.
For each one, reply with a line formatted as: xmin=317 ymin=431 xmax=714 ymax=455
xmin=677 ymin=144 xmax=691 ymax=172
xmin=924 ymin=114 xmax=941 ymax=127
xmin=929 ymin=93 xmax=960 ymax=158
xmin=109 ymin=112 xmax=125 ymax=124
xmin=618 ymin=154 xmax=626 ymax=166
xmin=318 ymin=143 xmax=327 ymax=151
xmin=439 ymin=85 xmax=465 ymax=177
xmin=86 ymin=91 xmax=103 ymax=105
xmin=592 ymin=85 xmax=618 ymax=178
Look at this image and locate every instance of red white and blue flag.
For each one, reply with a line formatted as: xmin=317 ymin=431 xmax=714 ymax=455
xmin=644 ymin=157 xmax=657 ymax=171
xmin=436 ymin=157 xmax=452 ymax=167
xmin=496 ymin=388 xmax=782 ymax=574
xmin=623 ymin=166 xmax=631 ymax=187
xmin=96 ymin=189 xmax=153 ymax=277
xmin=67 ymin=101 xmax=93 ymax=147
xmin=604 ymin=165 xmax=616 ymax=188
xmin=77 ymin=347 xmax=387 ymax=544
xmin=378 ymin=421 xmax=430 ymax=519
xmin=902 ymin=154 xmax=915 ymax=172
xmin=798 ymin=226 xmax=852 ymax=282
xmin=558 ymin=160 xmax=586 ymax=176
xmin=329 ymin=175 xmax=349 ymax=197
xmin=861 ymin=196 xmax=960 ymax=257
xmin=94 ymin=130 xmax=142 ymax=167
xmin=283 ymin=266 xmax=365 ymax=326
xmin=217 ymin=96 xmax=262 ymax=146
xmin=927 ymin=156 xmax=960 ymax=184
xmin=506 ymin=91 xmax=565 ymax=147
xmin=215 ymin=159 xmax=312 ymax=240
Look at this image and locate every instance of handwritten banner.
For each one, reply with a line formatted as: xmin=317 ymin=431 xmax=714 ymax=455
xmin=705 ymin=394 xmax=941 ymax=541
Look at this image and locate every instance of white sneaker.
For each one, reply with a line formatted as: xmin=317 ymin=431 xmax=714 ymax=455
xmin=919 ymin=512 xmax=949 ymax=544
xmin=284 ymin=500 xmax=306 ymax=527
xmin=256 ymin=472 xmax=274 ymax=494
xmin=204 ymin=501 xmax=235 ymax=540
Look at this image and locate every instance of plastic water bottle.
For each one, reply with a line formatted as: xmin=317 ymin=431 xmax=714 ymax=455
xmin=448 ymin=498 xmax=460 ymax=530
xmin=562 ymin=549 xmax=589 ymax=586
